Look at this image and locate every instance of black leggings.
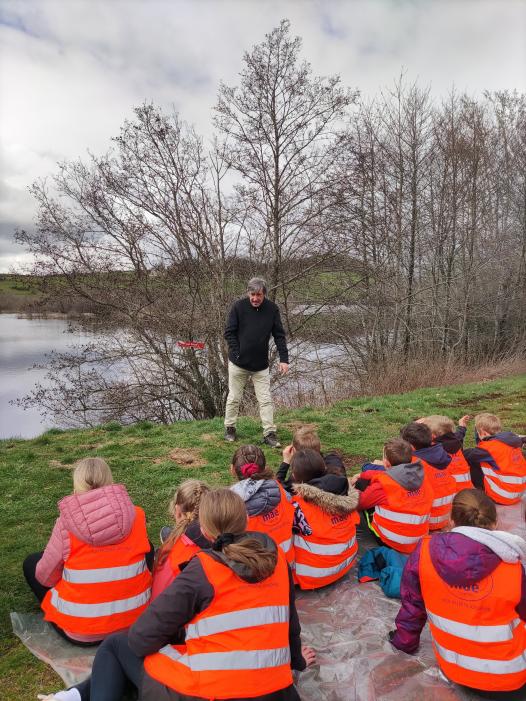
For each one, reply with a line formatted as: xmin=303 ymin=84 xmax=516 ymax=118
xmin=23 ymin=544 xmax=155 ymax=646
xmin=73 ymin=632 xmax=143 ymax=701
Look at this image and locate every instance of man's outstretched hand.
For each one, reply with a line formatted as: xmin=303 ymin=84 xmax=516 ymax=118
xmin=279 ymin=362 xmax=289 ymax=375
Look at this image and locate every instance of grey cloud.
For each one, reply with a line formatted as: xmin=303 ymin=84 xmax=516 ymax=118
xmin=0 ymin=0 xmax=524 ymax=272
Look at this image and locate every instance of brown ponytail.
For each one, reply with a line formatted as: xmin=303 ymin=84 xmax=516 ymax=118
xmin=199 ymin=489 xmax=277 ymax=581
xmin=231 ymin=444 xmax=274 ymax=481
xmin=451 ymin=488 xmax=497 ymax=530
xmin=155 ymin=479 xmax=210 ymax=570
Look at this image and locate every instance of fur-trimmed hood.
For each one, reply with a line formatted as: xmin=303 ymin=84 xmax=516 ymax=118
xmin=293 ymin=482 xmax=359 ymax=516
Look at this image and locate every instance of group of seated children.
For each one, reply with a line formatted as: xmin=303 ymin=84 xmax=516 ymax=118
xmin=27 ymin=411 xmax=526 ymax=701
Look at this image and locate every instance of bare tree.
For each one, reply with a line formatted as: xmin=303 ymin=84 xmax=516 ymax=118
xmin=214 ymin=19 xmax=359 ymax=325
xmin=17 ymin=105 xmax=238 ymax=424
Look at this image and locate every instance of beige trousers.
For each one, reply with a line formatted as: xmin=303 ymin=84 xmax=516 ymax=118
xmin=224 ymin=361 xmax=276 ymax=436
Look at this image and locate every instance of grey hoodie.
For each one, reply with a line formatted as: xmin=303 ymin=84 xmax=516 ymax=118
xmin=386 ymin=460 xmax=425 ymax=491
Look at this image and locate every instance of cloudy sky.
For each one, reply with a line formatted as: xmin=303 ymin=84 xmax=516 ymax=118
xmin=0 ymin=0 xmax=524 ymax=272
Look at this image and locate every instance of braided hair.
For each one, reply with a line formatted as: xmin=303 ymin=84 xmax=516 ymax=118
xmin=155 ymin=479 xmax=210 ymax=569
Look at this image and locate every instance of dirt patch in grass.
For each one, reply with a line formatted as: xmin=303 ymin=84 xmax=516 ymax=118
xmin=49 ymin=459 xmax=74 ymax=469
xmin=444 ymin=391 xmax=506 ymax=408
xmin=341 ymin=453 xmax=369 ymax=471
xmin=282 ymin=421 xmax=319 ymax=433
xmin=200 ymin=433 xmax=216 ymax=442
xmin=154 ymin=448 xmax=206 ymax=469
xmin=77 ymin=443 xmax=106 ymax=451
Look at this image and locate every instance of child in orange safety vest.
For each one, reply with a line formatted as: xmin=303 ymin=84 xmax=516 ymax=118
xmin=151 ymin=479 xmax=211 ymax=601
xmin=24 ymin=457 xmax=153 ymax=647
xmin=390 ymin=488 xmax=526 ymax=697
xmin=39 ymin=488 xmax=316 ymax=701
xmin=464 ymin=413 xmax=526 ymax=505
xmin=278 ymin=447 xmax=360 ymax=589
xmin=229 ymin=444 xmax=295 ymax=566
xmin=416 ymin=414 xmax=473 ymax=491
xmin=352 ymin=437 xmax=434 ymax=554
xmin=401 ymin=422 xmax=457 ymax=531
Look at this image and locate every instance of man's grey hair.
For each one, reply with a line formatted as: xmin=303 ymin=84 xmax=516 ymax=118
xmin=247 ymin=277 xmax=267 ymax=294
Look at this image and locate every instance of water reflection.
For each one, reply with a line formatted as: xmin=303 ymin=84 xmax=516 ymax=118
xmin=0 ymin=314 xmax=95 ymax=439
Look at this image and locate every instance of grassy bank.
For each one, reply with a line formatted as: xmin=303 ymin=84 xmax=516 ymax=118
xmin=1 ymin=374 xmax=525 ymax=699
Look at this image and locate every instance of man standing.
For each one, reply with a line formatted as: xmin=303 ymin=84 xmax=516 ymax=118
xmin=224 ymin=277 xmax=289 ymax=447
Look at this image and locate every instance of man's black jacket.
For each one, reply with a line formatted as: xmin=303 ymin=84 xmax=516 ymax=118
xmin=224 ymin=297 xmax=289 ymax=372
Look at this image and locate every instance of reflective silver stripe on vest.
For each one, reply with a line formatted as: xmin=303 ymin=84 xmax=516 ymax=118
xmin=453 ymin=473 xmax=471 ymax=483
xmin=428 ymin=611 xmax=521 ymax=643
xmin=50 ymin=587 xmax=151 ymax=618
xmin=62 ymin=560 xmax=147 ymax=584
xmin=429 ymin=514 xmax=449 ymax=525
xmin=185 ymin=605 xmax=289 ymax=641
xmin=279 ymin=537 xmax=292 ymax=553
xmin=432 ymin=494 xmax=454 ymax=508
xmin=294 ymin=535 xmax=356 ymax=556
xmin=159 ymin=644 xmax=291 ymax=671
xmin=485 ymin=477 xmax=524 ymax=500
xmin=375 ymin=523 xmax=422 ymax=545
xmin=294 ymin=553 xmax=356 ymax=579
xmin=433 ymin=640 xmax=526 ymax=675
xmin=375 ymin=507 xmax=429 ymax=525
xmin=482 ymin=468 xmax=526 ymax=485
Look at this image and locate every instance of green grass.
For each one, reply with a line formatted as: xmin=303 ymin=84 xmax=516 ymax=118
xmin=1 ymin=374 xmax=525 ymax=699
xmin=0 ymin=274 xmax=40 ymax=297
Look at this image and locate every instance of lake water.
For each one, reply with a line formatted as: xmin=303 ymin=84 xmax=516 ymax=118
xmin=0 ymin=313 xmax=356 ymax=440
xmin=0 ymin=314 xmax=95 ymax=439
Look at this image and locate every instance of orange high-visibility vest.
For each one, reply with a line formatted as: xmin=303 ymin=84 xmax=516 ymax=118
xmin=167 ymin=533 xmax=201 ymax=576
xmin=414 ymin=457 xmax=456 ymax=531
xmin=419 ymin=536 xmax=526 ymax=692
xmin=447 ymin=449 xmax=474 ymax=491
xmin=479 ymin=439 xmax=526 ymax=505
xmin=292 ymin=494 xmax=358 ymax=590
xmin=369 ymin=471 xmax=433 ymax=554
xmin=247 ymin=484 xmax=295 ymax=566
xmin=144 ymin=549 xmax=293 ymax=699
xmin=42 ymin=506 xmax=152 ymax=636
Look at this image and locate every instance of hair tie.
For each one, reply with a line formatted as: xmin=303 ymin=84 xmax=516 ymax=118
xmin=212 ymin=533 xmax=236 ymax=552
xmin=240 ymin=462 xmax=260 ymax=478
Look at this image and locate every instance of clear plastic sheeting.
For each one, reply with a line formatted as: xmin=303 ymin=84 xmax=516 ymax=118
xmin=10 ymin=612 xmax=95 ymax=687
xmin=11 ymin=501 xmax=526 ymax=697
xmin=295 ymin=501 xmax=526 ymax=701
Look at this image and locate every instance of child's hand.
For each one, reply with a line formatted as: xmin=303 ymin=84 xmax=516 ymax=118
xmin=350 ymin=474 xmax=359 ymax=486
xmin=458 ymin=415 xmax=472 ymax=428
xmin=301 ymin=645 xmax=316 ymax=667
xmin=282 ymin=444 xmax=294 ymax=464
xmin=372 ymin=459 xmax=384 ymax=465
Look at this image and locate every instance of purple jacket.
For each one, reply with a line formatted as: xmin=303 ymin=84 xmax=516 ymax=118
xmin=391 ymin=532 xmax=526 ymax=653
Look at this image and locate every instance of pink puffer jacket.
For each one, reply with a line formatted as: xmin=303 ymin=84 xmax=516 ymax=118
xmin=36 ymin=483 xmax=140 ymax=642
